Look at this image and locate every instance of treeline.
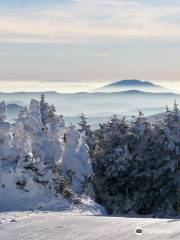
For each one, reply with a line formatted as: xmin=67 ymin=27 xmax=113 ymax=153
xmin=87 ymin=102 xmax=180 ymax=216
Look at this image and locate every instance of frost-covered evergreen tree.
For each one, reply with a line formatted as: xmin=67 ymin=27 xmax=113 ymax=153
xmin=47 ymin=115 xmax=65 ymax=167
xmin=76 ymin=131 xmax=94 ymax=195
xmin=47 ymin=104 xmax=57 ymax=123
xmin=78 ymin=114 xmax=94 ymax=152
xmin=159 ymin=102 xmax=180 ymax=215
xmin=40 ymin=94 xmax=57 ymax=131
xmin=0 ymin=101 xmax=18 ymax=164
xmin=13 ymin=121 xmax=33 ymax=166
xmin=25 ymin=99 xmax=52 ymax=165
xmin=93 ymin=115 xmax=132 ymax=214
xmin=61 ymin=125 xmax=93 ymax=195
xmin=40 ymin=93 xmax=48 ymax=131
xmin=18 ymin=106 xmax=28 ymax=120
xmin=78 ymin=114 xmax=90 ymax=133
xmin=128 ymin=111 xmax=156 ymax=215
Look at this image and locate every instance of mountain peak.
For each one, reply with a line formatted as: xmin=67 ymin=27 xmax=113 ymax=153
xmin=125 ymin=79 xmax=154 ymax=86
xmin=100 ymin=79 xmax=169 ymax=93
xmin=106 ymin=79 xmax=157 ymax=87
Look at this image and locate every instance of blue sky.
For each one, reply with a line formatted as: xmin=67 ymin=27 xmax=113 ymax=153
xmin=0 ymin=0 xmax=179 ymax=92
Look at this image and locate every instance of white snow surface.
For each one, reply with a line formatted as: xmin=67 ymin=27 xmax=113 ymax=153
xmin=0 ymin=167 xmax=69 ymax=212
xmin=0 ymin=210 xmax=180 ymax=240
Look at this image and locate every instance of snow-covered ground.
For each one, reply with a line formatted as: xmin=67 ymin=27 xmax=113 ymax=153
xmin=0 ymin=210 xmax=180 ymax=240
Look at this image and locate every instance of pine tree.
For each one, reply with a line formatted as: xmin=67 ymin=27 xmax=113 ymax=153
xmin=78 ymin=114 xmax=90 ymax=133
xmin=93 ymin=115 xmax=132 ymax=214
xmin=40 ymin=94 xmax=57 ymax=131
xmin=78 ymin=114 xmax=94 ymax=152
xmin=77 ymin=131 xmax=94 ymax=195
xmin=18 ymin=106 xmax=28 ymax=120
xmin=40 ymin=94 xmax=49 ymax=131
xmin=61 ymin=125 xmax=93 ymax=195
xmin=160 ymin=102 xmax=180 ymax=215
xmin=0 ymin=101 xmax=18 ymax=164
xmin=46 ymin=104 xmax=57 ymax=124
xmin=128 ymin=112 xmax=157 ymax=215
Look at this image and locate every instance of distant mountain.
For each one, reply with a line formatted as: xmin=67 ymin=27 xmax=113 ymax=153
xmin=122 ymin=107 xmax=166 ymax=116
xmin=0 ymin=90 xmax=179 ymax=118
xmin=104 ymin=79 xmax=158 ymax=87
xmin=98 ymin=79 xmax=169 ymax=93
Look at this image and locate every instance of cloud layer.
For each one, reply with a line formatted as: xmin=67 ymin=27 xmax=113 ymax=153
xmin=0 ymin=0 xmax=180 ymax=43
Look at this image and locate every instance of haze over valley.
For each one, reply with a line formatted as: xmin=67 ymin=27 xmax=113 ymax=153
xmin=1 ymin=79 xmax=179 ymax=127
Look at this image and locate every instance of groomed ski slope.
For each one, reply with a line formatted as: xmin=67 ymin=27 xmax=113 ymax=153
xmin=0 ymin=211 xmax=180 ymax=240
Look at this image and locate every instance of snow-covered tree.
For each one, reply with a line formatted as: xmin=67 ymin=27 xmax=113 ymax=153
xmin=17 ymin=106 xmax=28 ymax=120
xmin=78 ymin=114 xmax=94 ymax=154
xmin=0 ymin=101 xmax=7 ymax=122
xmin=78 ymin=114 xmax=90 ymax=133
xmin=127 ymin=112 xmax=159 ymax=215
xmin=40 ymin=94 xmax=58 ymax=131
xmin=15 ymin=99 xmax=51 ymax=167
xmin=47 ymin=115 xmax=65 ymax=167
xmin=0 ymin=101 xmax=18 ymax=164
xmin=13 ymin=121 xmax=33 ymax=166
xmin=76 ymin=131 xmax=94 ymax=195
xmin=159 ymin=102 xmax=180 ymax=215
xmin=93 ymin=115 xmax=132 ymax=214
xmin=61 ymin=125 xmax=93 ymax=195
xmin=40 ymin=93 xmax=48 ymax=131
xmin=46 ymin=104 xmax=57 ymax=123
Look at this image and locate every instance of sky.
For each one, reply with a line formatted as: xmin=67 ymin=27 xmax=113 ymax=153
xmin=0 ymin=0 xmax=180 ymax=92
